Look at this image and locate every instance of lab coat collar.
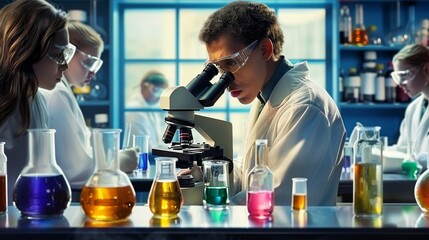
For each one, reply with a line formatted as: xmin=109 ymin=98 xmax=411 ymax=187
xmin=269 ymin=61 xmax=310 ymax=107
xmin=243 ymin=61 xmax=310 ymax=159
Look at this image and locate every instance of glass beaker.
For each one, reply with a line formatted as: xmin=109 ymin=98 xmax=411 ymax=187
xmin=148 ymin=157 xmax=183 ymax=219
xmin=133 ymin=134 xmax=149 ymax=172
xmin=353 ymin=126 xmax=383 ymax=217
xmin=13 ymin=129 xmax=71 ymax=219
xmin=80 ymin=129 xmax=136 ymax=221
xmin=291 ymin=178 xmax=307 ymax=212
xmin=203 ymin=160 xmax=230 ymax=209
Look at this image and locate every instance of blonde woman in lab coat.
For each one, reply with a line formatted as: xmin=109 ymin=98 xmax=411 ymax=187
xmin=40 ymin=21 xmax=104 ymax=189
xmin=388 ymin=44 xmax=429 ymax=166
xmin=199 ymin=1 xmax=346 ymax=206
xmin=0 ymin=0 xmax=72 ymax=203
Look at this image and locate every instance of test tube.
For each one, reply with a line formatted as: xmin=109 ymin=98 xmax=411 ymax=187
xmin=291 ymin=178 xmax=307 ymax=212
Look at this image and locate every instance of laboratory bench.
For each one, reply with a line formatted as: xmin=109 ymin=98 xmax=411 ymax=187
xmin=1 ymin=203 xmax=429 ymax=239
xmin=71 ymin=167 xmax=418 ymax=204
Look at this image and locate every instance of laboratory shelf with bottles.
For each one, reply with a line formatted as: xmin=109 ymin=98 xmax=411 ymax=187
xmin=336 ymin=0 xmax=429 ymax=144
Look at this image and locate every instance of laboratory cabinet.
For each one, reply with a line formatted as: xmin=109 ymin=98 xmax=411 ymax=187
xmin=336 ymin=0 xmax=429 ymax=144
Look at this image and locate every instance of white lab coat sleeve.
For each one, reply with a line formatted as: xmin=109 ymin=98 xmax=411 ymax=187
xmin=390 ymin=103 xmax=413 ymax=153
xmin=232 ymin=154 xmax=244 ymax=195
xmin=269 ymin=104 xmax=333 ymax=206
xmin=45 ymin=88 xmax=94 ymax=188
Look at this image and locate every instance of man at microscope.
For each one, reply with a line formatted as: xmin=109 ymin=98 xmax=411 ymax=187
xmin=196 ymin=1 xmax=346 ymax=206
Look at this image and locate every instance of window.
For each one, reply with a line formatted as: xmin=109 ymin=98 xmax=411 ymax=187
xmin=116 ymin=1 xmax=330 ymax=158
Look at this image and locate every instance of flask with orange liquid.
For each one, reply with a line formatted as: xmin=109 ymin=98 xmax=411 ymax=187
xmin=80 ymin=129 xmax=136 ymax=221
xmin=148 ymin=157 xmax=183 ymax=219
xmin=352 ymin=4 xmax=368 ymax=46
xmin=415 ymin=138 xmax=429 ymax=214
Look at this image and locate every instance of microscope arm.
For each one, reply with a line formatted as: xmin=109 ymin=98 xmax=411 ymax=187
xmin=194 ymin=114 xmax=233 ymax=160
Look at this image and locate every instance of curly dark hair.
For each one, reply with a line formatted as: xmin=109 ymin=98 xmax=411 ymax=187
xmin=199 ymin=1 xmax=284 ymax=58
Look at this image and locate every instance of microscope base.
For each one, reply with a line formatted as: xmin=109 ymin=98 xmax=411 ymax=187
xmin=181 ymin=182 xmax=204 ymax=205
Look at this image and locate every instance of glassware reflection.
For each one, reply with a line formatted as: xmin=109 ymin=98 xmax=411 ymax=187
xmin=248 ymin=214 xmax=273 ymax=227
xmin=291 ymin=212 xmax=307 ymax=228
xmin=84 ymin=218 xmax=133 ymax=228
xmin=415 ymin=213 xmax=429 ymax=227
xmin=149 ymin=216 xmax=181 ymax=227
xmin=352 ymin=216 xmax=383 ymax=228
xmin=17 ymin=216 xmax=70 ymax=228
xmin=207 ymin=208 xmax=229 ymax=225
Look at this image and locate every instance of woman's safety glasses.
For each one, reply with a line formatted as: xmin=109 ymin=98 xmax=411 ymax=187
xmin=205 ymin=40 xmax=259 ymax=74
xmin=77 ymin=49 xmax=104 ymax=73
xmin=47 ymin=43 xmax=76 ymax=65
xmin=391 ymin=66 xmax=421 ymax=85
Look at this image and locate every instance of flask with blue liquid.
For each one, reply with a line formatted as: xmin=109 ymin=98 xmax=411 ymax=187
xmin=13 ymin=129 xmax=71 ymax=219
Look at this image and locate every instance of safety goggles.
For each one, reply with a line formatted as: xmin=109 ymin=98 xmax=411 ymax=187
xmin=77 ymin=49 xmax=104 ymax=73
xmin=205 ymin=40 xmax=259 ymax=74
xmin=391 ymin=65 xmax=422 ymax=85
xmin=47 ymin=43 xmax=76 ymax=65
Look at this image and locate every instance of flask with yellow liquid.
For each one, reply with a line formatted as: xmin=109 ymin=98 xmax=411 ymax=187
xmin=80 ymin=129 xmax=136 ymax=221
xmin=148 ymin=157 xmax=183 ymax=219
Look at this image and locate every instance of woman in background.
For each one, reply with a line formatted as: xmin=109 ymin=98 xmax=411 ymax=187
xmin=40 ymin=21 xmax=104 ymax=190
xmin=388 ymin=44 xmax=429 ymax=166
xmin=0 ymin=0 xmax=73 ymax=203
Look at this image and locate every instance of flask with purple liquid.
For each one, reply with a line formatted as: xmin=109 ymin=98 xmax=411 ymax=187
xmin=246 ymin=139 xmax=274 ymax=217
xmin=13 ymin=129 xmax=71 ymax=219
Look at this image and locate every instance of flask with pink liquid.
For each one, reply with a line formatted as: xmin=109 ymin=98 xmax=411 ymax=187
xmin=246 ymin=139 xmax=274 ymax=217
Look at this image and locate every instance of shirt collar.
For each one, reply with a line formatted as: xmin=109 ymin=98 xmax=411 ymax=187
xmin=257 ymin=56 xmax=294 ymax=104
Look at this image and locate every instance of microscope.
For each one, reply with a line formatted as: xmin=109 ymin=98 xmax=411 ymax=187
xmin=152 ymin=63 xmax=235 ymax=204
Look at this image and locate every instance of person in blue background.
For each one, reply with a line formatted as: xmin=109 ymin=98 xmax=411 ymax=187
xmin=190 ymin=1 xmax=346 ymax=206
xmin=388 ymin=44 xmax=429 ymax=168
xmin=40 ymin=21 xmax=104 ymax=189
xmin=125 ymin=70 xmax=169 ymax=162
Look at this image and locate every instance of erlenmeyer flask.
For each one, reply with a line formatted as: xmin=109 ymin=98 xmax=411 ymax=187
xmin=148 ymin=157 xmax=183 ymax=219
xmin=385 ymin=0 xmax=411 ymax=46
xmin=80 ymin=129 xmax=136 ymax=221
xmin=13 ymin=129 xmax=71 ymax=219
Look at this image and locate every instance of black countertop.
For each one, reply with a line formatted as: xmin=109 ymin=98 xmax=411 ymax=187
xmin=1 ymin=203 xmax=429 ymax=239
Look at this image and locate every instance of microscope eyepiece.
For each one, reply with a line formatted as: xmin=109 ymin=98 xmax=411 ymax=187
xmin=198 ymin=71 xmax=235 ymax=107
xmin=186 ymin=63 xmax=219 ymax=98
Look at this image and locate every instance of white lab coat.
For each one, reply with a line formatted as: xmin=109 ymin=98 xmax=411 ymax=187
xmin=125 ymin=91 xmax=167 ymax=150
xmin=390 ymin=95 xmax=429 ymax=157
xmin=0 ymin=91 xmax=49 ymax=203
xmin=232 ymin=61 xmax=346 ymax=206
xmin=39 ymin=79 xmax=94 ymax=189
